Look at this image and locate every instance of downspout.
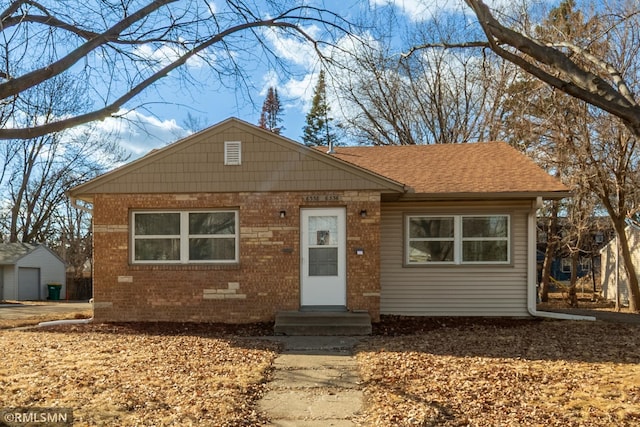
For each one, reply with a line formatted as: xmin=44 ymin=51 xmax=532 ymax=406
xmin=527 ymin=197 xmax=595 ymax=321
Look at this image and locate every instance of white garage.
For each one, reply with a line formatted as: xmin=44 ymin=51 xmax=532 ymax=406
xmin=0 ymin=243 xmax=66 ymax=301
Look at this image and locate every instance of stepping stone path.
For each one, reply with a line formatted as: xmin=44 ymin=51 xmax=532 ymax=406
xmin=258 ymin=336 xmax=363 ymax=426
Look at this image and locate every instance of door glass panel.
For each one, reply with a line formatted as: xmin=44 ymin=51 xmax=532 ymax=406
xmin=308 ymin=215 xmax=339 ymax=276
xmin=309 ymin=247 xmax=338 ymax=276
xmin=308 ymin=216 xmax=338 ymax=246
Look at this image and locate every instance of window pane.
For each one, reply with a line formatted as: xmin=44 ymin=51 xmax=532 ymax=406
xmin=135 ymin=213 xmax=180 ymax=235
xmin=463 ymin=241 xmax=508 ymax=262
xmin=189 ymin=238 xmax=236 ymax=261
xmin=409 ymin=241 xmax=454 ymax=263
xmin=135 ymin=239 xmax=180 ymax=260
xmin=309 ymin=247 xmax=338 ymax=276
xmin=463 ymin=216 xmax=508 ymax=238
xmin=189 ymin=212 xmax=235 ymax=235
xmin=409 ymin=217 xmax=454 ymax=238
xmin=308 ymin=216 xmax=338 ymax=246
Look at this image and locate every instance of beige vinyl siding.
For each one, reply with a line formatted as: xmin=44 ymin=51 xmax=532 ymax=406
xmin=380 ymin=200 xmax=533 ymax=316
xmin=71 ymin=120 xmax=403 ymax=198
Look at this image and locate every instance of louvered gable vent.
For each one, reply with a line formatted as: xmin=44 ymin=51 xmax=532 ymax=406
xmin=224 ymin=141 xmax=241 ymax=165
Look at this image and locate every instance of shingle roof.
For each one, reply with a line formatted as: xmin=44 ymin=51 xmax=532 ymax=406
xmin=0 ymin=243 xmax=38 ymax=264
xmin=323 ymin=142 xmax=569 ymax=197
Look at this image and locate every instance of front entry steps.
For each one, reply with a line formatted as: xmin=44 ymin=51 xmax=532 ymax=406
xmin=274 ymin=310 xmax=372 ymax=336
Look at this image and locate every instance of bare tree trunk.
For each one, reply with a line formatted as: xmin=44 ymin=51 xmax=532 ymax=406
xmin=8 ymin=178 xmax=28 ymax=242
xmin=591 ymin=253 xmax=597 ymax=301
xmin=540 ymin=201 xmax=559 ymax=302
xmin=568 ymin=251 xmax=579 ymax=308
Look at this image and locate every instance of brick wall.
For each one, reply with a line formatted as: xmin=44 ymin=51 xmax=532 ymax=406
xmin=92 ymin=191 xmax=381 ymax=323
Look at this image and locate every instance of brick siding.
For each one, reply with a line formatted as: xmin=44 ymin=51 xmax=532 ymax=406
xmin=92 ymin=191 xmax=381 ymax=323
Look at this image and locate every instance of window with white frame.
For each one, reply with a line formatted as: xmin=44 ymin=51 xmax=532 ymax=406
xmin=406 ymin=214 xmax=510 ymax=265
xmin=132 ymin=211 xmax=238 ymax=263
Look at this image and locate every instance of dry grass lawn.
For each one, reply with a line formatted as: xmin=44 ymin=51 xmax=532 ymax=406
xmin=0 ymin=310 xmax=93 ymax=330
xmin=0 ymin=323 xmax=278 ymax=426
xmin=357 ymin=318 xmax=640 ymax=426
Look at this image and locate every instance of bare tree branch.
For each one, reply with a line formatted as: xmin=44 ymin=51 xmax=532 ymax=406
xmin=0 ymin=0 xmax=27 ymax=22
xmin=0 ymin=1 xmax=351 ymax=139
xmin=465 ymin=0 xmax=640 ymax=135
xmin=401 ymin=41 xmax=490 ymax=58
xmin=552 ymin=41 xmax=636 ymax=105
xmin=0 ymin=17 xmax=316 ymax=139
xmin=0 ymin=0 xmax=176 ymax=99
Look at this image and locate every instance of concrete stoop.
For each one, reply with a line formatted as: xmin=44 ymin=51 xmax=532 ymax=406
xmin=274 ymin=311 xmax=372 ymax=336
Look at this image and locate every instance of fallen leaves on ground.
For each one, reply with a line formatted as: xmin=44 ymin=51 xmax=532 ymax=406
xmin=357 ymin=317 xmax=640 ymax=427
xmin=0 ymin=323 xmax=278 ymax=426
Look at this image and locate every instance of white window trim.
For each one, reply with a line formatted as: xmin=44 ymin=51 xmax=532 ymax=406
xmin=132 ymin=210 xmax=239 ymax=264
xmin=406 ymin=214 xmax=511 ymax=265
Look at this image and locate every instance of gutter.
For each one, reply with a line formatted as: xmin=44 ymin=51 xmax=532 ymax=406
xmin=70 ymin=196 xmax=93 ymax=213
xmin=527 ymin=197 xmax=596 ymax=321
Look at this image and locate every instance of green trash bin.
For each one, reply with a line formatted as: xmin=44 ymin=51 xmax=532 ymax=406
xmin=47 ymin=283 xmax=62 ymax=300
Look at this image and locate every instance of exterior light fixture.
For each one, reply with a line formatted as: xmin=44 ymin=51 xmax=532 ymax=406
xmin=360 ymin=209 xmax=367 ymax=218
xmin=280 ymin=210 xmax=286 ymax=218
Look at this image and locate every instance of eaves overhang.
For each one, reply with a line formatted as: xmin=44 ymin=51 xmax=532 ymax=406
xmin=382 ymin=190 xmax=572 ymax=202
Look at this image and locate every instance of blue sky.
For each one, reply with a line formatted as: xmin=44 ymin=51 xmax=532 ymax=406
xmin=89 ymin=0 xmax=513 ymax=158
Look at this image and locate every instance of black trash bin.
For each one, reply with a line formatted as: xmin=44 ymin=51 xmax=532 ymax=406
xmin=47 ymin=283 xmax=62 ymax=300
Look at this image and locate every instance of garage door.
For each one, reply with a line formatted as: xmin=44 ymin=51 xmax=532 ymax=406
xmin=18 ymin=267 xmax=40 ymax=300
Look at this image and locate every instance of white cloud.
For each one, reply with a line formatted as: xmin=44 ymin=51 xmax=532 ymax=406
xmin=94 ymin=110 xmax=190 ymax=158
xmin=262 ymin=25 xmax=321 ymax=69
xmin=369 ymin=0 xmax=467 ymax=21
xmin=368 ymin=0 xmax=514 ymax=22
xmin=133 ymin=41 xmax=212 ymax=70
xmin=283 ymin=73 xmax=317 ymax=111
xmin=205 ymin=1 xmax=218 ymax=14
xmin=259 ymin=70 xmax=280 ymax=96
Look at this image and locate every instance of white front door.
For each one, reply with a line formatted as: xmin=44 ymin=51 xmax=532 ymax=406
xmin=301 ymin=208 xmax=346 ymax=307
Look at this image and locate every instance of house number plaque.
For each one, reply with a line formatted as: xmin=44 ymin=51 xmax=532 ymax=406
xmin=303 ymin=194 xmax=340 ymax=202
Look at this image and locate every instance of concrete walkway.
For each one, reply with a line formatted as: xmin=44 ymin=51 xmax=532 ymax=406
xmin=540 ymin=308 xmax=640 ymax=324
xmin=258 ymin=336 xmax=363 ymax=426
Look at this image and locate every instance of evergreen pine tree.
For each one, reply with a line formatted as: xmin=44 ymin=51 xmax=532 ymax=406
xmin=258 ymin=87 xmax=283 ymax=134
xmin=302 ymin=70 xmax=337 ymax=146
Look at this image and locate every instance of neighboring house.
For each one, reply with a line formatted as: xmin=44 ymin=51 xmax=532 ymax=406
xmin=0 ymin=243 xmax=66 ymax=301
xmin=600 ymin=224 xmax=640 ymax=305
xmin=536 ymin=217 xmax=614 ymax=283
xmin=67 ymin=118 xmax=569 ymax=323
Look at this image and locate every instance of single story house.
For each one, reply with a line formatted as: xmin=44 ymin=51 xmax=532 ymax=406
xmin=600 ymin=224 xmax=640 ymax=305
xmin=67 ymin=118 xmax=569 ymax=323
xmin=0 ymin=243 xmax=66 ymax=301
